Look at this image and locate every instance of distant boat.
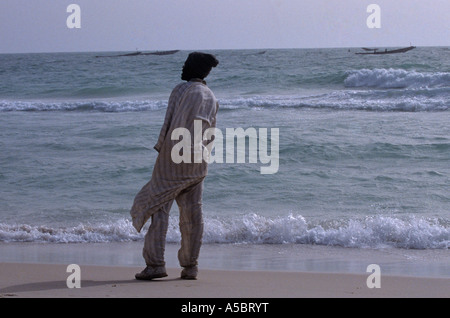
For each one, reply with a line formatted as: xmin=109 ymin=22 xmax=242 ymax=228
xmin=121 ymin=51 xmax=143 ymax=56
xmin=95 ymin=50 xmax=179 ymax=58
xmin=141 ymin=50 xmax=180 ymax=56
xmin=362 ymin=47 xmax=378 ymax=52
xmin=244 ymin=50 xmax=267 ymax=56
xmin=95 ymin=51 xmax=142 ymax=58
xmin=355 ymin=46 xmax=416 ymax=55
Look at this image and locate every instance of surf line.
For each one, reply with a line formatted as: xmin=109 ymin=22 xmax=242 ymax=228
xmin=171 ymin=120 xmax=280 ymax=175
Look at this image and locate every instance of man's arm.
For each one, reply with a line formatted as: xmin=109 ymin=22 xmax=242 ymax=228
xmin=153 ymin=88 xmax=179 ymax=152
xmin=189 ymin=86 xmax=218 ymax=127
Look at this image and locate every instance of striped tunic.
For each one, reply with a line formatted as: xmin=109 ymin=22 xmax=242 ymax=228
xmin=130 ymin=79 xmax=219 ymax=233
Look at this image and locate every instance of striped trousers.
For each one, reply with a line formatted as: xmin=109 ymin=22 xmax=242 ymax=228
xmin=143 ymin=180 xmax=204 ymax=268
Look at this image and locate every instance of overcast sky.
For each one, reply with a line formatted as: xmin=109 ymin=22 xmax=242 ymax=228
xmin=0 ymin=0 xmax=448 ymax=53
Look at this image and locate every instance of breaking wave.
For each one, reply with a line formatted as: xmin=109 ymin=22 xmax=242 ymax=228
xmin=344 ymin=68 xmax=450 ymax=89
xmin=219 ymin=89 xmax=449 ymax=112
xmin=1 ymin=214 xmax=448 ymax=249
xmin=2 ymin=90 xmax=447 ymax=113
xmin=0 ymin=99 xmax=166 ymax=112
xmin=1 ymin=68 xmax=448 ymax=113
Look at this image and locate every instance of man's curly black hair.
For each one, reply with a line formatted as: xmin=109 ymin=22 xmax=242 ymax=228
xmin=181 ymin=52 xmax=219 ymax=81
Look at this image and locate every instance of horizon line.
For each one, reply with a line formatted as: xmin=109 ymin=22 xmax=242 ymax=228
xmin=1 ymin=45 xmax=448 ymax=55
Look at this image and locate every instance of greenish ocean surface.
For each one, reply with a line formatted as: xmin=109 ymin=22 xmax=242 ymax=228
xmin=0 ymin=48 xmax=448 ymax=254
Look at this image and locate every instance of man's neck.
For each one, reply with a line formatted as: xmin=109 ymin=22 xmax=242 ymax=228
xmin=189 ymin=78 xmax=207 ymax=85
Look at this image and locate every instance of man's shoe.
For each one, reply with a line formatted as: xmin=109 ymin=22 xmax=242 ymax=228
xmin=135 ymin=266 xmax=168 ymax=280
xmin=180 ymin=266 xmax=198 ymax=280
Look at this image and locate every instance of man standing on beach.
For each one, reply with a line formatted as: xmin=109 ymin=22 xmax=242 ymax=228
xmin=130 ymin=52 xmax=219 ymax=280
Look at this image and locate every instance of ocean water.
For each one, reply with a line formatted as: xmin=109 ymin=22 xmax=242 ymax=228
xmin=0 ymin=48 xmax=449 ymax=252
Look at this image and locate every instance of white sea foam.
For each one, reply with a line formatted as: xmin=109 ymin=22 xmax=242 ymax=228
xmin=1 ymin=95 xmax=445 ymax=113
xmin=0 ymin=99 xmax=166 ymax=112
xmin=0 ymin=219 xmax=141 ymax=243
xmin=1 ymin=214 xmax=448 ymax=249
xmin=218 ymin=90 xmax=448 ymax=112
xmin=344 ymin=68 xmax=450 ymax=89
xmin=2 ymin=69 xmax=448 ymax=113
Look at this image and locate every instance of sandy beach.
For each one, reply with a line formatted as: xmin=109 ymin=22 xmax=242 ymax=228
xmin=0 ymin=242 xmax=449 ymax=298
xmin=0 ymin=262 xmax=448 ymax=298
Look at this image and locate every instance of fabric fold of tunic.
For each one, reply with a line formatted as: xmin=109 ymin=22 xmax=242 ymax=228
xmin=130 ymin=79 xmax=219 ymax=233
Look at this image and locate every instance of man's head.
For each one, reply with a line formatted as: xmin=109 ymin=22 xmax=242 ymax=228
xmin=181 ymin=52 xmax=219 ymax=81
